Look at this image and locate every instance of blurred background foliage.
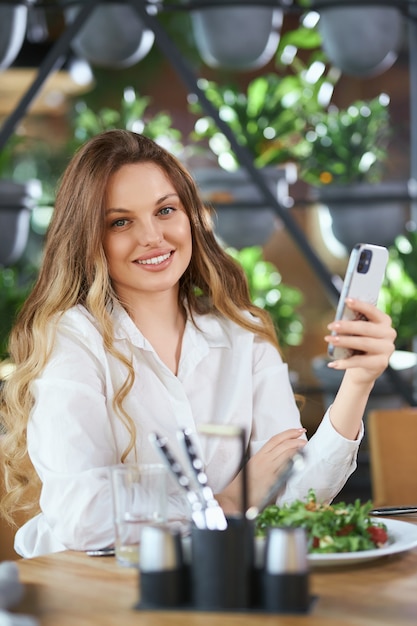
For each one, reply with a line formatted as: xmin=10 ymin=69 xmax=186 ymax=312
xmin=227 ymin=245 xmax=304 ymax=349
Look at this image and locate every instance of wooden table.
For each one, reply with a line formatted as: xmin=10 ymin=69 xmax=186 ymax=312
xmin=15 ymin=516 xmax=417 ymax=626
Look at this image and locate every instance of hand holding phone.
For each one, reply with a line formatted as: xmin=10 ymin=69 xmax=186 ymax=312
xmin=328 ymin=243 xmax=388 ymax=360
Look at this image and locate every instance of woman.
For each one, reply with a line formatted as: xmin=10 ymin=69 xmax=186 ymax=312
xmin=0 ymin=130 xmax=396 ymax=558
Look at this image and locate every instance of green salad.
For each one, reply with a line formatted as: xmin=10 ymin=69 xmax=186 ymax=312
xmin=255 ymin=489 xmax=388 ymax=554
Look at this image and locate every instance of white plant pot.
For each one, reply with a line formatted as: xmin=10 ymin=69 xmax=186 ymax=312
xmin=64 ymin=3 xmax=154 ymax=69
xmin=318 ymin=2 xmax=404 ymax=77
xmin=0 ymin=4 xmax=28 ymax=70
xmin=192 ymin=165 xmax=296 ymax=249
xmin=191 ymin=4 xmax=282 ymax=71
xmin=313 ymin=181 xmax=410 ymax=251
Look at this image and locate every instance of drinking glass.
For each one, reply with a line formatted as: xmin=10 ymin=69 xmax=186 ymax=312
xmin=110 ymin=463 xmax=168 ymax=567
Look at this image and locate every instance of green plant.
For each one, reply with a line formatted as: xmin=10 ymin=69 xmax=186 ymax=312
xmin=188 ymin=15 xmax=392 ymax=189
xmin=70 ymin=86 xmax=185 ymax=157
xmin=0 ymin=263 xmax=37 ymax=361
xmin=299 ymin=93 xmax=391 ymax=186
xmin=188 ymin=25 xmax=335 ymax=172
xmin=379 ymin=230 xmax=417 ymax=350
xmin=227 ymin=246 xmax=304 ymax=348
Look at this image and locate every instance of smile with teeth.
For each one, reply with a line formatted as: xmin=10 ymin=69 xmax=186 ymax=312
xmin=136 ymin=252 xmax=172 ymax=266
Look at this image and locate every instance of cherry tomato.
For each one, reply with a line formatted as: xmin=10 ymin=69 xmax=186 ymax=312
xmin=367 ymin=525 xmax=388 ymax=546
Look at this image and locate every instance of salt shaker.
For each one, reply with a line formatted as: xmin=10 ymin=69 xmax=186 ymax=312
xmin=261 ymin=526 xmax=310 ymax=613
xmin=137 ymin=525 xmax=185 ymax=609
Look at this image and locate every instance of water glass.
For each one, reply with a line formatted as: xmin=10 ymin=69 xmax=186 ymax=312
xmin=110 ymin=463 xmax=168 ymax=567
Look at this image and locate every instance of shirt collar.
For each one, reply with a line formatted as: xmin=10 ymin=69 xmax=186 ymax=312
xmin=111 ymin=301 xmax=232 ymax=350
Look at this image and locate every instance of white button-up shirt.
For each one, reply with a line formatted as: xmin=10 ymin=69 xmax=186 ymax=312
xmin=15 ymin=304 xmax=362 ymax=557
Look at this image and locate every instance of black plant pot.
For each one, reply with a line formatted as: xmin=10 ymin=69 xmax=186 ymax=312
xmin=313 ymin=181 xmax=411 ymax=251
xmin=318 ymin=2 xmax=404 ymax=77
xmin=0 ymin=2 xmax=29 ymax=70
xmin=192 ymin=166 xmax=296 ymax=249
xmin=64 ymin=2 xmax=154 ymax=69
xmin=0 ymin=180 xmax=37 ymax=267
xmin=190 ymin=3 xmax=282 ymax=71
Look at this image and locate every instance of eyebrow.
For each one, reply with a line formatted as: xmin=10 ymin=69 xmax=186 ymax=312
xmin=105 ymin=193 xmax=180 ymax=216
xmin=105 ymin=207 xmax=133 ymax=216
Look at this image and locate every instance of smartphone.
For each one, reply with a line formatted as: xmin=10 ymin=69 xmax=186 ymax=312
xmin=328 ymin=243 xmax=388 ymax=360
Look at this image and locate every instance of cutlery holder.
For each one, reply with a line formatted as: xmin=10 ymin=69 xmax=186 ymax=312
xmin=190 ymin=516 xmax=253 ymax=611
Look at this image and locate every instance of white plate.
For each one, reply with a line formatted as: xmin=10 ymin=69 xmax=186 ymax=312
xmin=255 ymin=518 xmax=417 ymax=568
xmin=309 ymin=518 xmax=417 ymax=567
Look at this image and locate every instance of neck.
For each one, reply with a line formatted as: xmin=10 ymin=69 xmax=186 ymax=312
xmin=127 ymin=289 xmax=183 ymax=331
xmin=125 ymin=290 xmax=186 ymax=374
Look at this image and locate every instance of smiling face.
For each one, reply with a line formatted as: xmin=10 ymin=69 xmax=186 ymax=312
xmin=103 ymin=161 xmax=192 ymax=309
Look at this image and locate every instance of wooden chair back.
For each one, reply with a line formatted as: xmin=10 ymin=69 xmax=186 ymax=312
xmin=368 ymin=407 xmax=417 ymax=506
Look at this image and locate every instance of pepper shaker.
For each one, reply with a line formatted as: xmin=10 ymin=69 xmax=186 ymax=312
xmin=261 ymin=526 xmax=310 ymax=613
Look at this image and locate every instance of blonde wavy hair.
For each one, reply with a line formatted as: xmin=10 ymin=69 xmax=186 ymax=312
xmin=0 ymin=129 xmax=281 ymax=526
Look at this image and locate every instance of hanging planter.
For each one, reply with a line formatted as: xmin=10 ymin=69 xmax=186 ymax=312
xmin=317 ymin=1 xmax=404 ymax=77
xmin=190 ymin=2 xmax=283 ymax=71
xmin=299 ymin=93 xmax=408 ymax=251
xmin=0 ymin=180 xmax=38 ymax=267
xmin=64 ymin=2 xmax=154 ymax=69
xmin=192 ymin=165 xmax=296 ymax=249
xmin=0 ymin=1 xmax=30 ymax=70
xmin=313 ymin=181 xmax=410 ymax=251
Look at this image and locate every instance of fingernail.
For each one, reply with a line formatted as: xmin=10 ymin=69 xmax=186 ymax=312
xmin=328 ymin=322 xmax=341 ymax=330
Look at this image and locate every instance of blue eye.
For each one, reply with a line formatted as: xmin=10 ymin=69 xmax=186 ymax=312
xmin=158 ymin=207 xmax=175 ymax=216
xmin=112 ymin=218 xmax=128 ymax=227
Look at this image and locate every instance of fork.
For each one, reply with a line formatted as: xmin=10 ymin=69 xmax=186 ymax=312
xmin=178 ymin=428 xmax=228 ymax=531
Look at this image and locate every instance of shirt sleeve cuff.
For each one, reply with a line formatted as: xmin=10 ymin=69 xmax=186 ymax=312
xmin=306 ymin=407 xmax=364 ymax=467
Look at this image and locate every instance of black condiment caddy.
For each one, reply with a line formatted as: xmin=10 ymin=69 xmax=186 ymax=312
xmin=137 ymin=425 xmax=313 ymax=614
xmin=136 ymin=516 xmax=313 ymax=614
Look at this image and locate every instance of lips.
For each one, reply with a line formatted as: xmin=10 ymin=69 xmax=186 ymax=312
xmin=135 ymin=251 xmax=172 ymax=266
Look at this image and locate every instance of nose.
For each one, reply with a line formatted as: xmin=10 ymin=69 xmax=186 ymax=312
xmin=135 ymin=217 xmax=163 ymax=246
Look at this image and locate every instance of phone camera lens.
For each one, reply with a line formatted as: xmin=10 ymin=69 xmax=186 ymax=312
xmin=357 ymin=249 xmax=372 ymax=274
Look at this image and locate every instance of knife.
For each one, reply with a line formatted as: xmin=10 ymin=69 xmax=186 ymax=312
xmin=370 ymin=506 xmax=417 ymax=516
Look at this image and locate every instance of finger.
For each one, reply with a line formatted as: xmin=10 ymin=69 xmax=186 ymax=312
xmin=250 ymin=437 xmax=306 ymax=475
xmin=263 ymin=438 xmax=307 ymax=466
xmin=343 ymin=298 xmax=390 ymax=322
xmin=325 ymin=333 xmax=395 ymax=355
xmin=326 ymin=319 xmax=396 ymax=341
xmin=258 ymin=429 xmax=306 ymax=454
xmin=268 ymin=443 xmax=307 ymax=479
xmin=248 ymin=442 xmax=306 ymax=494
